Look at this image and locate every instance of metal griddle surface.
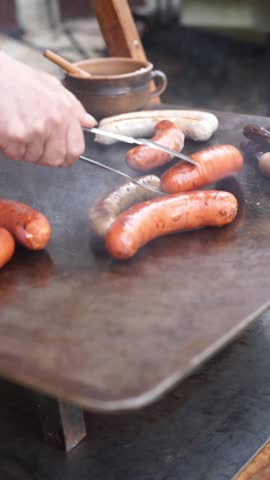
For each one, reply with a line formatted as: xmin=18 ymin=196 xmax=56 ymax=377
xmin=0 ymin=109 xmax=269 ymax=412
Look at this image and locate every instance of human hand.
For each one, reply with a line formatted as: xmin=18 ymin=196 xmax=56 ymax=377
xmin=0 ymin=52 xmax=96 ymax=167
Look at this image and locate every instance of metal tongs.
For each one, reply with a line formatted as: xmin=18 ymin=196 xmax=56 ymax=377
xmin=81 ymin=127 xmax=197 ymax=196
xmin=85 ymin=127 xmax=197 ymax=166
xmin=80 ymin=155 xmax=166 ymax=195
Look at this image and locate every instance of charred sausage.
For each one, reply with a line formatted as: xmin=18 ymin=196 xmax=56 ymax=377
xmin=243 ymin=124 xmax=270 ymax=149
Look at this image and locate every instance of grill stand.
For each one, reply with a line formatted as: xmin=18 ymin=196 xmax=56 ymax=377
xmin=35 ymin=394 xmax=86 ymax=451
xmin=29 ymin=0 xmax=153 ymax=453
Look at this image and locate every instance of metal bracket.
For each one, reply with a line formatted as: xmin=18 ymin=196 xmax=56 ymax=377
xmin=35 ymin=394 xmax=87 ymax=452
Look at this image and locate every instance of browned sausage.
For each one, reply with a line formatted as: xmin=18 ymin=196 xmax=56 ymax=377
xmin=125 ymin=120 xmax=185 ymax=171
xmin=161 ymin=144 xmax=243 ymax=193
xmin=0 ymin=228 xmax=15 ymax=268
xmin=90 ymin=175 xmax=161 ymax=239
xmin=258 ymin=152 xmax=270 ymax=176
xmin=105 ymin=190 xmax=238 ymax=260
xmin=0 ymin=200 xmax=51 ymax=250
xmin=243 ymin=124 xmax=270 ymax=149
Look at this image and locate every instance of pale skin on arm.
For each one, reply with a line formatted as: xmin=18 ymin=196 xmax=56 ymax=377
xmin=0 ymin=51 xmax=96 ymax=167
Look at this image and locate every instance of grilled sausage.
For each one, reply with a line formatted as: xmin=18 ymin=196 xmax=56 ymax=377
xmin=161 ymin=144 xmax=243 ymax=193
xmin=126 ymin=120 xmax=184 ymax=172
xmin=105 ymin=190 xmax=238 ymax=260
xmin=90 ymin=175 xmax=160 ymax=239
xmin=243 ymin=124 xmax=270 ymax=149
xmin=258 ymin=152 xmax=270 ymax=176
xmin=96 ymin=110 xmax=218 ymax=144
xmin=0 ymin=200 xmax=51 ymax=250
xmin=0 ymin=228 xmax=15 ymax=268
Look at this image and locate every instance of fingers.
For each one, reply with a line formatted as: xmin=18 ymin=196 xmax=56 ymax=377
xmin=38 ymin=123 xmax=67 ymax=167
xmin=65 ymin=118 xmax=85 ymax=166
xmin=80 ymin=112 xmax=97 ymax=129
xmin=34 ymin=119 xmax=85 ymax=168
xmin=63 ymin=88 xmax=97 ymax=128
xmin=0 ymin=128 xmax=27 ymax=161
xmin=0 ymin=59 xmax=95 ymax=167
xmin=22 ymin=124 xmax=46 ymax=164
xmin=0 ymin=141 xmax=26 ymax=162
xmin=37 ymin=87 xmax=93 ymax=166
xmin=0 ymin=111 xmax=91 ymax=167
xmin=36 ymin=96 xmax=93 ymax=167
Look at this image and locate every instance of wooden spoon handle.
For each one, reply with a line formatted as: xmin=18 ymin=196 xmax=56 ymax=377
xmin=43 ymin=50 xmax=91 ymax=79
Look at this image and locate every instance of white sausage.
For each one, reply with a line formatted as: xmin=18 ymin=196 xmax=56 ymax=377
xmin=95 ymin=110 xmax=218 ymax=145
xmin=90 ymin=175 xmax=161 ymax=239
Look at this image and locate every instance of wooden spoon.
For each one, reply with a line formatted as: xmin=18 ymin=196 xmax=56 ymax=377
xmin=43 ymin=49 xmax=91 ymax=79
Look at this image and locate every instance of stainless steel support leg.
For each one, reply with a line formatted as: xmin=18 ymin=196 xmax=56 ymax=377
xmin=35 ymin=394 xmax=87 ymax=452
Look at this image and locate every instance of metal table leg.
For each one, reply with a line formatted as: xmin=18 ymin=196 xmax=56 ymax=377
xmin=35 ymin=393 xmax=87 ymax=452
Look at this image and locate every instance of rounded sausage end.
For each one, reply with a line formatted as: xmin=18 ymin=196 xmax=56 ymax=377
xmin=105 ymin=228 xmax=137 ymax=260
xmin=258 ymin=152 xmax=270 ymax=177
xmin=0 ymin=228 xmax=15 ymax=269
xmin=24 ymin=216 xmax=52 ymax=250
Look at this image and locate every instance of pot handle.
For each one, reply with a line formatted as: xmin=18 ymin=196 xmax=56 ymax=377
xmin=149 ymin=70 xmax=168 ymax=99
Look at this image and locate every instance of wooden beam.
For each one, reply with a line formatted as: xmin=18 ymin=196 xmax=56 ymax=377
xmin=91 ymin=0 xmax=147 ymax=61
xmin=91 ymin=0 xmax=160 ymax=104
xmin=234 ymin=439 xmax=270 ymax=480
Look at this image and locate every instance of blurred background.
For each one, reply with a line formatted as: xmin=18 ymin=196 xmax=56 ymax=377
xmin=1 ymin=0 xmax=269 ymax=114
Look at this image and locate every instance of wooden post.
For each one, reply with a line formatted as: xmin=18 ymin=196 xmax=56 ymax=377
xmin=91 ymin=0 xmax=160 ymax=103
xmin=233 ymin=439 xmax=270 ymax=480
xmin=91 ymin=0 xmax=146 ymax=60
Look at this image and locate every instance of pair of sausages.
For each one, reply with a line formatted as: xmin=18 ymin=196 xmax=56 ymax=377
xmin=90 ymin=120 xmax=181 ymax=240
xmin=91 ymin=184 xmax=238 ymax=260
xmin=125 ymin=122 xmax=243 ymax=194
xmin=90 ymin=175 xmax=161 ymax=239
xmin=0 ymin=200 xmax=51 ymax=269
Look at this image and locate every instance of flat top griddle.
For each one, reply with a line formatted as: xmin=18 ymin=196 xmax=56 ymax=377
xmin=0 ymin=108 xmax=268 ymax=412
